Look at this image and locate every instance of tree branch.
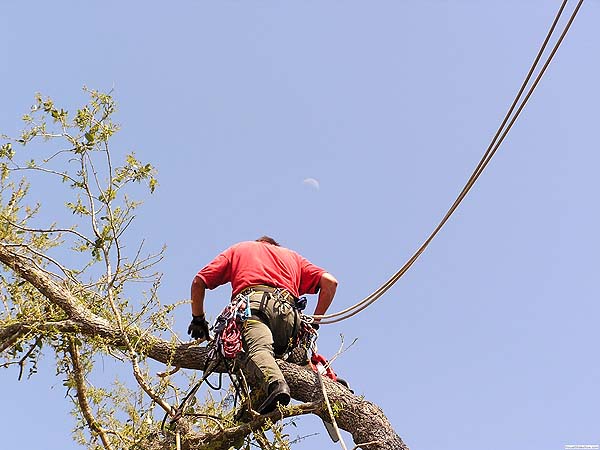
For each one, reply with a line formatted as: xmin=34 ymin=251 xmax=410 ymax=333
xmin=0 ymin=323 xmax=27 ymax=353
xmin=0 ymin=214 xmax=94 ymax=247
xmin=17 ymin=337 xmax=40 ymax=380
xmin=68 ymin=337 xmax=115 ymax=450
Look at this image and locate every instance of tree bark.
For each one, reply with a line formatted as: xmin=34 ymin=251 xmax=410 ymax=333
xmin=0 ymin=243 xmax=408 ymax=450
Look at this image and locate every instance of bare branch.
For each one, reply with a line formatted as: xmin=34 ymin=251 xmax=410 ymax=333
xmin=43 ymin=148 xmax=74 ymax=164
xmin=67 ymin=337 xmax=115 ymax=450
xmin=0 ymin=214 xmax=94 ymax=246
xmin=9 ymin=165 xmax=79 ymax=186
xmin=79 ymin=151 xmax=101 ymax=241
xmin=17 ymin=337 xmax=40 ymax=381
xmin=157 ymin=366 xmax=181 ymax=378
xmin=6 ymin=242 xmax=79 ymax=284
xmin=131 ymin=355 xmax=173 ymax=415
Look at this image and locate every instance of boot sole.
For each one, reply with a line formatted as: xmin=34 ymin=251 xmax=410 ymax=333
xmin=258 ymin=391 xmax=291 ymax=414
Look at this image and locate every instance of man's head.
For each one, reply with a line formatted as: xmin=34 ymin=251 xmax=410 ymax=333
xmin=256 ymin=236 xmax=280 ymax=246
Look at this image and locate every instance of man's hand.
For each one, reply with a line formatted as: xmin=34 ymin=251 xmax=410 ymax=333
xmin=188 ymin=314 xmax=210 ymax=340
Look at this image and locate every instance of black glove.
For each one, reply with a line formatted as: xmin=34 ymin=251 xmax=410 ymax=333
xmin=188 ymin=314 xmax=210 ymax=340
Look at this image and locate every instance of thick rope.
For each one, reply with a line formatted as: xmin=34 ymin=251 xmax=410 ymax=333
xmin=313 ymin=0 xmax=584 ymax=324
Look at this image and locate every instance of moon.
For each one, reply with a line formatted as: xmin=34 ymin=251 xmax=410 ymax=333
xmin=303 ymin=177 xmax=320 ymax=190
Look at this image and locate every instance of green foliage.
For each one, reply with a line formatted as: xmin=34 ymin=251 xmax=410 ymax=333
xmin=0 ymin=89 xmax=172 ymax=449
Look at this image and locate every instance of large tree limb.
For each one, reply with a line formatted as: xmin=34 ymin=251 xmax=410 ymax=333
xmin=0 ymin=243 xmax=407 ymax=449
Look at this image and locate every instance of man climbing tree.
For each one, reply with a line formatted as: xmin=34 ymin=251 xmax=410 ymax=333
xmin=189 ymin=236 xmax=338 ymax=413
xmin=0 ymin=89 xmax=406 ymax=450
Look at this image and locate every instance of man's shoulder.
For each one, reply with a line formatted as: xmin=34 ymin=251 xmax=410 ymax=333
xmin=231 ymin=241 xmax=257 ymax=251
xmin=226 ymin=240 xmax=262 ymax=256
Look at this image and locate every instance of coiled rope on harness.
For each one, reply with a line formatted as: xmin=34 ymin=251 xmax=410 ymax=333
xmin=212 ymin=294 xmax=250 ymax=359
xmin=222 ymin=319 xmax=243 ymax=358
xmin=312 ymin=0 xmax=585 ymax=325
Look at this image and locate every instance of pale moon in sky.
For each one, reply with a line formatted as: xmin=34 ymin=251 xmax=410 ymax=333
xmin=303 ymin=177 xmax=320 ymax=190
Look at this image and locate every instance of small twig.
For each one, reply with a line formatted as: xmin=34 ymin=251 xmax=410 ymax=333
xmin=131 ymin=355 xmax=173 ymax=415
xmin=0 ymin=214 xmax=94 ymax=246
xmin=327 ymin=334 xmax=358 ymax=368
xmin=79 ymin=152 xmax=101 ymax=241
xmin=185 ymin=413 xmax=226 ymax=431
xmin=43 ymin=148 xmax=73 ymax=164
xmin=288 ymin=432 xmax=320 ymax=445
xmin=17 ymin=337 xmax=40 ymax=381
xmin=104 ymin=346 xmax=126 ymax=362
xmin=8 ymin=165 xmax=79 ymax=185
xmin=1 ymin=320 xmax=78 ymax=354
xmin=157 ymin=366 xmax=181 ymax=378
xmin=162 ymin=322 xmax=183 ymax=345
xmin=236 ymin=368 xmax=254 ymax=413
xmin=115 ymin=215 xmax=135 ymax=240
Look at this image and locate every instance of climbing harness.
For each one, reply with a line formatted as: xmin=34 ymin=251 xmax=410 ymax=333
xmin=312 ymin=0 xmax=585 ymax=325
xmin=211 ymin=293 xmax=251 ymax=359
xmin=164 ymin=290 xmax=355 ymax=441
xmin=165 ymin=287 xmax=352 ymax=431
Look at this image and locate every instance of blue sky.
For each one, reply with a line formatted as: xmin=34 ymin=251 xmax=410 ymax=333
xmin=1 ymin=2 xmax=599 ymax=449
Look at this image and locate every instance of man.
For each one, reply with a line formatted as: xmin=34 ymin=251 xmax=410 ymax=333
xmin=188 ymin=236 xmax=337 ymax=414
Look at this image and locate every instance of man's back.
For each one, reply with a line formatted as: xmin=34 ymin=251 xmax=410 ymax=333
xmin=197 ymin=240 xmax=324 ymax=298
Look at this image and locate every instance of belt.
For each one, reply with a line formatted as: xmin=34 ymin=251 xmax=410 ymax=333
xmin=240 ymin=285 xmax=297 ymax=305
xmin=240 ymin=285 xmax=301 ymax=356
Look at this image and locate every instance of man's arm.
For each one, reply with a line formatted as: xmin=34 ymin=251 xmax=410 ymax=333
xmin=189 ymin=250 xmax=231 ymax=340
xmin=313 ymin=272 xmax=338 ymax=320
xmin=191 ymin=275 xmax=206 ymax=317
xmin=188 ymin=275 xmax=210 ymax=340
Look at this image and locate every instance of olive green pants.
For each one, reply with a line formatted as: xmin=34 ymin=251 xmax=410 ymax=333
xmin=241 ymin=290 xmax=298 ymax=390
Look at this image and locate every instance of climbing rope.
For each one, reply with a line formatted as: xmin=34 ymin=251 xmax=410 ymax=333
xmin=212 ymin=293 xmax=250 ymax=358
xmin=313 ymin=0 xmax=585 ymax=325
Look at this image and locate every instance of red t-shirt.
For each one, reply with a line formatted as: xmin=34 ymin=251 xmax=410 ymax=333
xmin=197 ymin=241 xmax=326 ymax=298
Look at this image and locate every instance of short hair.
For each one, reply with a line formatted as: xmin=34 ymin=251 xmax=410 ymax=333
xmin=256 ymin=236 xmax=280 ymax=246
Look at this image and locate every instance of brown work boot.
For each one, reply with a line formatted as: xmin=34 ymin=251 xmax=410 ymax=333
xmin=257 ymin=379 xmax=291 ymax=414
